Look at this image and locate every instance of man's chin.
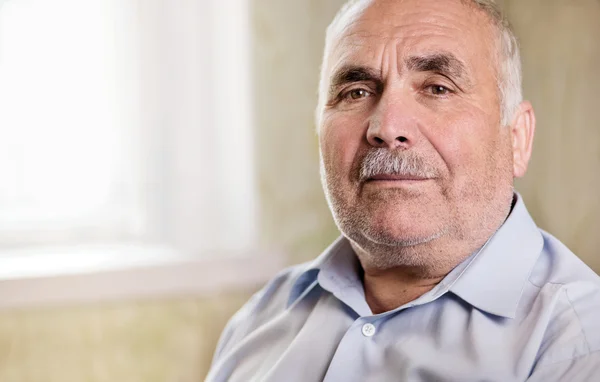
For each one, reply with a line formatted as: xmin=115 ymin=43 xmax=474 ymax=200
xmin=353 ymin=225 xmax=447 ymax=249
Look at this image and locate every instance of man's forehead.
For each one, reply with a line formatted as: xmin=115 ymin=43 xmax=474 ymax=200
xmin=330 ymin=0 xmax=490 ymax=36
xmin=324 ymin=0 xmax=494 ymax=80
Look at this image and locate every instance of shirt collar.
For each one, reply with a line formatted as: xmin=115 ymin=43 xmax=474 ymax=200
xmin=288 ymin=193 xmax=544 ymax=319
xmin=448 ymin=193 xmax=544 ymax=318
xmin=287 ymin=237 xmax=358 ymax=308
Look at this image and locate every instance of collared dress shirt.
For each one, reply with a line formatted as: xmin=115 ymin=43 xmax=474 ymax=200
xmin=206 ymin=195 xmax=600 ymax=381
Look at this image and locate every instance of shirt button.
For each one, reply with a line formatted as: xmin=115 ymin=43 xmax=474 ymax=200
xmin=361 ymin=323 xmax=376 ymax=337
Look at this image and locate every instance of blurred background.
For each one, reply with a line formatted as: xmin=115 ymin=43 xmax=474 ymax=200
xmin=0 ymin=0 xmax=598 ymax=381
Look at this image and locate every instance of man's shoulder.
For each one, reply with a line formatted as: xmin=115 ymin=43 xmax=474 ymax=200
xmin=247 ymin=261 xmax=316 ymax=318
xmin=225 ymin=261 xmax=314 ymax=333
xmin=527 ymin=230 xmax=600 ymax=366
xmin=530 ymin=229 xmax=600 ymax=287
xmin=211 ymin=261 xmax=315 ymax=364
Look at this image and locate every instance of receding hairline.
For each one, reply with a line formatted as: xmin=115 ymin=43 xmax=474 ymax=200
xmin=320 ymin=0 xmax=502 ymax=100
xmin=324 ymin=0 xmax=502 ymax=57
xmin=317 ymin=0 xmax=522 ymax=127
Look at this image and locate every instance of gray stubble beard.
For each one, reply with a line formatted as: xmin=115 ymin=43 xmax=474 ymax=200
xmin=320 ymin=149 xmax=456 ymax=270
xmin=320 ymin=147 xmax=514 ymax=273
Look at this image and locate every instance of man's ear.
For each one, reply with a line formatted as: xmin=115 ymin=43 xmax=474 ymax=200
xmin=510 ymin=101 xmax=536 ymax=178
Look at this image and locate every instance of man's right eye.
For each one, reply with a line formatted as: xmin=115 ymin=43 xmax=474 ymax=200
xmin=343 ymin=88 xmax=372 ymax=101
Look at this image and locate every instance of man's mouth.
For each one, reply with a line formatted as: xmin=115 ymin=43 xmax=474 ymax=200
xmin=366 ymin=174 xmax=431 ymax=182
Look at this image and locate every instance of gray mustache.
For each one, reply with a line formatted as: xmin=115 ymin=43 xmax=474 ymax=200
xmin=359 ymin=149 xmax=439 ymax=181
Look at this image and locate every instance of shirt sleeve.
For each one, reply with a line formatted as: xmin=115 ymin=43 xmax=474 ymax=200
xmin=527 ymin=351 xmax=600 ymax=382
xmin=209 ymin=290 xmax=263 ymax=367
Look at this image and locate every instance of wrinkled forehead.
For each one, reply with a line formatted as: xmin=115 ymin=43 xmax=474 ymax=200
xmin=324 ymin=0 xmax=498 ymax=80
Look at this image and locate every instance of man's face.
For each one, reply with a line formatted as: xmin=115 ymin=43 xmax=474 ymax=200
xmin=319 ymin=0 xmax=517 ymax=263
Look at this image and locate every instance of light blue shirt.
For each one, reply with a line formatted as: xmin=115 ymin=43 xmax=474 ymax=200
xmin=207 ymin=195 xmax=600 ymax=381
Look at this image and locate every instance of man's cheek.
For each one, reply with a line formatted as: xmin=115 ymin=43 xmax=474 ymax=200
xmin=323 ymin=137 xmax=349 ymax=168
xmin=430 ymin=126 xmax=480 ymax=171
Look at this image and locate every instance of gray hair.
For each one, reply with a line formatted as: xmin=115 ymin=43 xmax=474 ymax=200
xmin=317 ymin=0 xmax=523 ymax=127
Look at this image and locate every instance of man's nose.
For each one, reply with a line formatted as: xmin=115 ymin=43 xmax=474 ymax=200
xmin=366 ymin=94 xmax=419 ymax=150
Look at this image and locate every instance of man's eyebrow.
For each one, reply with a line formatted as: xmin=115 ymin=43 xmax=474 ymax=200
xmin=405 ymin=53 xmax=468 ymax=82
xmin=328 ymin=65 xmax=382 ymax=96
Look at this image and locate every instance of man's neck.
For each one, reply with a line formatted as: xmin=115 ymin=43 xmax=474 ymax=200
xmin=361 ymin=267 xmax=446 ymax=314
xmin=351 ymin=238 xmax=480 ymax=315
xmin=350 ymin=195 xmax=517 ymax=314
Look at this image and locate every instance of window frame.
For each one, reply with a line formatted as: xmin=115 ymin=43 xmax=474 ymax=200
xmin=0 ymin=0 xmax=272 ymax=306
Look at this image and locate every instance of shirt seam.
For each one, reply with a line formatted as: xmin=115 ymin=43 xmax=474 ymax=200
xmin=528 ymin=274 xmax=561 ymax=289
xmin=535 ymin=347 xmax=600 ymax=369
xmin=563 ymin=284 xmax=592 ymax=353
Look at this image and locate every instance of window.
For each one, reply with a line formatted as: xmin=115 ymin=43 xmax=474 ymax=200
xmin=0 ymin=0 xmax=256 ymax=257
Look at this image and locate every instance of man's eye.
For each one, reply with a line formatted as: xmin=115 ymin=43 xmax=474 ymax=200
xmin=344 ymin=88 xmax=372 ymax=101
xmin=427 ymin=85 xmax=452 ymax=96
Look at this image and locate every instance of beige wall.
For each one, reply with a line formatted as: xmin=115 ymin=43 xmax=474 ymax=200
xmin=253 ymin=0 xmax=344 ymax=265
xmin=0 ymin=1 xmax=598 ymax=381
xmin=506 ymin=0 xmax=600 ymax=271
xmin=0 ymin=292 xmax=252 ymax=382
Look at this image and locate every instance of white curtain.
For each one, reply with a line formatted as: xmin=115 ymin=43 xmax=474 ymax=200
xmin=0 ymin=0 xmax=256 ymax=255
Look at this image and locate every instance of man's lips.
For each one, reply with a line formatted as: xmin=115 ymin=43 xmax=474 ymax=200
xmin=366 ymin=174 xmax=431 ymax=181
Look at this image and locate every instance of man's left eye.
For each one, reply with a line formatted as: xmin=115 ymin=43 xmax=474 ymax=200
xmin=428 ymin=85 xmax=452 ymax=96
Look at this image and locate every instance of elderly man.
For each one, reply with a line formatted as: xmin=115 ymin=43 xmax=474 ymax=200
xmin=206 ymin=0 xmax=600 ymax=381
